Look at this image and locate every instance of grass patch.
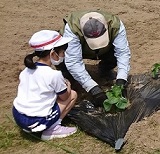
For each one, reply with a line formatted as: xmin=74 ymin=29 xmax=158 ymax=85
xmin=153 ymin=149 xmax=160 ymax=154
xmin=0 ymin=115 xmax=79 ymax=153
xmin=0 ymin=115 xmax=113 ymax=154
xmin=0 ymin=121 xmax=36 ymax=151
xmin=0 ymin=125 xmax=17 ymax=149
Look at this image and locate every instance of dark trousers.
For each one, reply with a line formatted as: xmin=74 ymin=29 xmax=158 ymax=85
xmin=56 ymin=49 xmax=117 ymax=78
xmin=98 ymin=49 xmax=117 ymax=71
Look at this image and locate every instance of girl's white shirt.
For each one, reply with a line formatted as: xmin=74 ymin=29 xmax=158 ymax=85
xmin=13 ymin=65 xmax=67 ymax=117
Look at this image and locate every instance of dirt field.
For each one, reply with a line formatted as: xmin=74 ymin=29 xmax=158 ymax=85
xmin=0 ymin=0 xmax=160 ymax=154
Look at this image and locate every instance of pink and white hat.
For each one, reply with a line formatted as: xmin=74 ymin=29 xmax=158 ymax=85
xmin=29 ymin=30 xmax=73 ymax=51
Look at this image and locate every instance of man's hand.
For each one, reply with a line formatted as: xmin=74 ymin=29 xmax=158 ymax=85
xmin=89 ymin=85 xmax=107 ymax=107
xmin=116 ymin=79 xmax=128 ymax=98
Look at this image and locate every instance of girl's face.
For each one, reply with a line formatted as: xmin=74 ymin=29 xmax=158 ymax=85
xmin=56 ymin=50 xmax=65 ymax=58
xmin=51 ymin=44 xmax=68 ymax=61
xmin=50 ymin=46 xmax=68 ymax=66
xmin=50 ymin=49 xmax=65 ymax=61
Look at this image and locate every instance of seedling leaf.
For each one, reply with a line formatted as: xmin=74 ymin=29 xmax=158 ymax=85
xmin=103 ymin=84 xmax=128 ymax=112
xmin=103 ymin=102 xmax=112 ymax=112
xmin=151 ymin=63 xmax=160 ymax=79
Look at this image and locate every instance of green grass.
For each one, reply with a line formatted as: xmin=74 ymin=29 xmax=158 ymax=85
xmin=0 ymin=120 xmax=36 ymax=151
xmin=1 ymin=114 xmax=159 ymax=154
xmin=0 ymin=126 xmax=17 ymax=149
xmin=0 ymin=114 xmax=115 ymax=154
xmin=0 ymin=115 xmax=77 ymax=154
xmin=153 ymin=149 xmax=160 ymax=154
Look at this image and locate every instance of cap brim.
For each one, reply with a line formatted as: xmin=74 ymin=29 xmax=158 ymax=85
xmin=53 ymin=37 xmax=73 ymax=48
xmin=85 ymin=30 xmax=109 ymax=50
xmin=43 ymin=37 xmax=73 ymax=50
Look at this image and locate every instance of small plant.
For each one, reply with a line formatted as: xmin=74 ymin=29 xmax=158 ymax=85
xmin=103 ymin=85 xmax=128 ymax=112
xmin=151 ymin=63 xmax=160 ymax=79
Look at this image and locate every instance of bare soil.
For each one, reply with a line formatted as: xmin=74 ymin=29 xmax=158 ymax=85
xmin=0 ymin=0 xmax=160 ymax=154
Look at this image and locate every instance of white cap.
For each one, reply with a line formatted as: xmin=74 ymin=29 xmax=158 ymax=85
xmin=80 ymin=12 xmax=109 ymax=50
xmin=29 ymin=30 xmax=73 ymax=51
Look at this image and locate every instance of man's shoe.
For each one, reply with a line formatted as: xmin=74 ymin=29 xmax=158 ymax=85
xmin=41 ymin=125 xmax=77 ymax=140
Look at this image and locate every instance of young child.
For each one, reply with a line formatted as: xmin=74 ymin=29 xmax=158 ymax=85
xmin=12 ymin=30 xmax=77 ymax=140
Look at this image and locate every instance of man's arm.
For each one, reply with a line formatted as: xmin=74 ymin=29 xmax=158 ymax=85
xmin=63 ymin=23 xmax=98 ymax=92
xmin=113 ymin=20 xmax=131 ymax=81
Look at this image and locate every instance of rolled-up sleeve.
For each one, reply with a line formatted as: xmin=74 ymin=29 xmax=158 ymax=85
xmin=63 ymin=24 xmax=98 ymax=92
xmin=113 ymin=21 xmax=131 ymax=81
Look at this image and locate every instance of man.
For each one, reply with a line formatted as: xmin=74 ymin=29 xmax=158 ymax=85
xmin=58 ymin=10 xmax=131 ymax=107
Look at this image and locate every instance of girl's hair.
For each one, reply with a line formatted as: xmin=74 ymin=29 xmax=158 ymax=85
xmin=24 ymin=50 xmax=51 ymax=69
xmin=24 ymin=43 xmax=68 ymax=69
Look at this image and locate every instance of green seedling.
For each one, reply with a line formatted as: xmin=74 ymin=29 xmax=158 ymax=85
xmin=151 ymin=63 xmax=160 ymax=79
xmin=103 ymin=84 xmax=128 ymax=112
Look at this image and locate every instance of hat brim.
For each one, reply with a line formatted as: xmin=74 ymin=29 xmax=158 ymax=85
xmin=43 ymin=37 xmax=73 ymax=50
xmin=53 ymin=37 xmax=73 ymax=48
xmin=84 ymin=29 xmax=109 ymax=50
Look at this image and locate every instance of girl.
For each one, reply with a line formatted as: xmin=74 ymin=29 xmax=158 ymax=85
xmin=12 ymin=30 xmax=77 ymax=140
